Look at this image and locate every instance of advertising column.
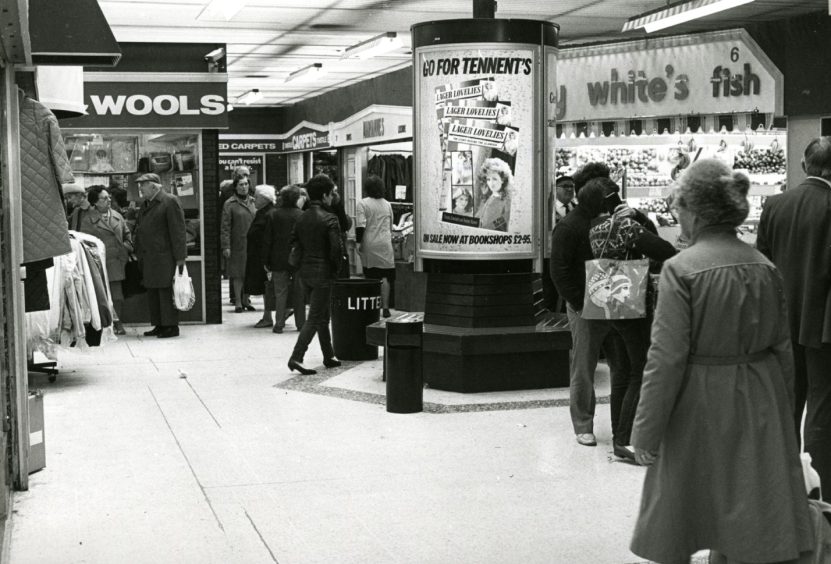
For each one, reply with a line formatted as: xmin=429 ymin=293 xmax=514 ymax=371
xmin=413 ymin=20 xmax=558 ymax=270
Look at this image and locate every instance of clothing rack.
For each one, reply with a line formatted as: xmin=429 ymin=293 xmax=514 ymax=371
xmin=28 ymin=358 xmax=58 ymax=382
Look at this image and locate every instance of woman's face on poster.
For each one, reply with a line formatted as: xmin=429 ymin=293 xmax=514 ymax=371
xmin=456 ymin=193 xmax=470 ymax=209
xmin=485 ymin=171 xmax=502 ymax=194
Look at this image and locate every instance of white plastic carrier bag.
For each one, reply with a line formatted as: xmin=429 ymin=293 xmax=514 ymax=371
xmin=173 ymin=264 xmax=196 ymax=311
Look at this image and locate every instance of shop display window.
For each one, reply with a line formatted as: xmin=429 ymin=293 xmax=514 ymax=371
xmin=554 ymin=127 xmax=787 ymax=239
xmin=63 ymin=131 xmax=202 ymax=256
xmin=312 ymin=149 xmax=339 ymax=185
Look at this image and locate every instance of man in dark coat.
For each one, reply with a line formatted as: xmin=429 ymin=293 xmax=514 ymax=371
xmin=134 ymin=173 xmax=187 ymax=339
xmin=550 ymin=162 xmax=628 ymax=448
xmin=757 ymin=136 xmax=831 ymax=499
xmin=287 ymin=174 xmax=342 ymax=375
xmin=262 ymin=184 xmax=305 ymax=333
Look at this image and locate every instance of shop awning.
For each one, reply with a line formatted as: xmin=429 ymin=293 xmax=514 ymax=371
xmin=29 ymin=0 xmax=121 ymax=66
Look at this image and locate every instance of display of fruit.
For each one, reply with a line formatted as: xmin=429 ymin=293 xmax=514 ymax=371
xmin=733 ymin=147 xmax=786 ymax=174
xmin=556 ymin=148 xmax=574 ymax=170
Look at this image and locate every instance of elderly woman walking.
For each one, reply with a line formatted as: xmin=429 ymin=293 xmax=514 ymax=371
xmin=629 ymin=159 xmax=814 ymax=563
xmin=222 ymin=176 xmax=256 ymax=312
xmin=245 ymin=185 xmax=277 ymax=328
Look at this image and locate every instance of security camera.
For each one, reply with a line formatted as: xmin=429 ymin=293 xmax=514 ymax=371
xmin=204 ymin=47 xmax=225 ymax=63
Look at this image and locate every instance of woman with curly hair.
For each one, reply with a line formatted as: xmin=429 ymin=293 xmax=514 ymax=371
xmin=474 ymin=157 xmax=512 ymax=232
xmin=629 ymin=159 xmax=813 ymax=564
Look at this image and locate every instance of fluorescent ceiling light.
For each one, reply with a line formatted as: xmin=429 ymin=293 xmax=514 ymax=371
xmin=236 ymin=89 xmax=262 ymax=105
xmin=285 ymin=63 xmax=326 ymax=84
xmin=198 ymin=0 xmax=245 ymax=21
xmin=342 ymin=32 xmax=403 ymax=59
xmin=622 ymin=0 xmax=755 ymax=33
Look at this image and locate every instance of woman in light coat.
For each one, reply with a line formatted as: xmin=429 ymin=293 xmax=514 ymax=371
xmin=71 ymin=185 xmax=132 ymax=335
xmin=630 ymin=159 xmax=814 ymax=563
xmin=221 ymin=176 xmax=256 ymax=312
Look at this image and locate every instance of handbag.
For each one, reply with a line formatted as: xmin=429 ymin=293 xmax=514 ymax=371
xmin=123 ymin=255 xmax=146 ymax=298
xmin=172 ymin=264 xmax=196 ymax=311
xmin=581 ymin=219 xmax=649 ymax=320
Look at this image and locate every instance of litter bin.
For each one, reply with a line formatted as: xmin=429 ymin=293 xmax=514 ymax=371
xmin=331 ymin=279 xmax=382 ymax=360
xmin=386 ymin=317 xmax=423 ymax=413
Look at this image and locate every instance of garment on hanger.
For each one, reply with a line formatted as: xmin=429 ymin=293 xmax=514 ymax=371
xmin=18 ymin=91 xmax=75 ymax=263
xmin=24 ymin=257 xmax=54 ymax=312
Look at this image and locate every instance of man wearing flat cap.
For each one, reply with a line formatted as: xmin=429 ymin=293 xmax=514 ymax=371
xmin=134 ymin=173 xmax=187 ymax=338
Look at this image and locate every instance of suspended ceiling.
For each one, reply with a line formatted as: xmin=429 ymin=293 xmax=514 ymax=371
xmin=97 ymin=0 xmax=827 ymax=108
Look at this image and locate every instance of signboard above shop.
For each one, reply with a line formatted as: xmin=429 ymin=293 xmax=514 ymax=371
xmin=330 ymin=105 xmax=412 ymax=147
xmin=555 ymin=29 xmax=783 ymax=122
xmin=60 ymin=72 xmax=229 ymax=129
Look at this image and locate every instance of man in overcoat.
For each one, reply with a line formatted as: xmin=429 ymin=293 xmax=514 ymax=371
xmin=757 ymin=136 xmax=831 ymax=499
xmin=134 ymin=173 xmax=187 ymax=339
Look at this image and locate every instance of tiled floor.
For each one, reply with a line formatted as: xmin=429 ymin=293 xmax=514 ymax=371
xmin=8 ymin=293 xmax=699 ymax=563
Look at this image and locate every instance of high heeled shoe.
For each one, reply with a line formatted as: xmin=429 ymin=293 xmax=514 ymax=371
xmin=323 ymin=357 xmax=341 ymax=368
xmin=288 ymin=359 xmax=316 ymax=375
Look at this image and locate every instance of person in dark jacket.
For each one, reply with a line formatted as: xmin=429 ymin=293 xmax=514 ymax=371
xmin=587 ymin=178 xmax=677 ymax=461
xmin=134 ymin=173 xmax=187 ymax=339
xmin=262 ymin=184 xmax=305 ymax=334
xmin=550 ymin=162 xmax=629 ymax=448
xmin=246 ymin=185 xmax=277 ymax=329
xmin=757 ymin=136 xmax=831 ymax=499
xmin=287 ymin=174 xmax=342 ymax=375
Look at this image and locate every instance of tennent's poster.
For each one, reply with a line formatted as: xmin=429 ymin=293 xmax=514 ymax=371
xmin=417 ymin=48 xmax=537 ymax=257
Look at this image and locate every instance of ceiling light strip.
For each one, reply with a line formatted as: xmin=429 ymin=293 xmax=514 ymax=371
xmin=622 ymin=0 xmax=755 ymax=33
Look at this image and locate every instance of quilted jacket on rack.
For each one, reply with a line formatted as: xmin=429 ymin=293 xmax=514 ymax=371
xmin=18 ymin=92 xmax=74 ymax=262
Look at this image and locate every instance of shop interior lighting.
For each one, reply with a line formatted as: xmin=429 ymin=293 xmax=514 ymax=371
xmin=197 ymin=0 xmax=245 ymax=21
xmin=236 ymin=89 xmax=262 ymax=105
xmin=342 ymin=32 xmax=402 ymax=59
xmin=285 ymin=63 xmax=326 ymax=84
xmin=622 ymin=0 xmax=756 ymax=33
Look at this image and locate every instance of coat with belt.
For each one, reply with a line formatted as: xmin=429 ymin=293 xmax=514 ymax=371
xmin=70 ymin=207 xmax=132 ymax=282
xmin=629 ymin=227 xmax=813 ymax=563
xmin=290 ymin=201 xmax=342 ymax=285
xmin=756 ymin=177 xmax=831 ymax=348
xmin=134 ymin=191 xmax=187 ymax=288
xmin=18 ymin=94 xmax=74 ymax=263
xmin=221 ymin=195 xmax=256 ymax=278
xmin=262 ymin=204 xmax=302 ymax=273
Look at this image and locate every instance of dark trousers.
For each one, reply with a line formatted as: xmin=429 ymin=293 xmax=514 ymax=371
xmin=565 ymin=305 xmax=629 ymax=434
xmin=273 ymin=271 xmax=306 ymax=330
xmin=608 ymin=317 xmax=652 ymax=446
xmin=291 ymin=279 xmax=334 ymax=363
xmin=794 ymin=342 xmax=831 ymax=500
xmin=147 ymin=286 xmax=179 ymax=327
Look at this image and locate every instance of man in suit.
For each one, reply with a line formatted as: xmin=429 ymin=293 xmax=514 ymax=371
xmin=287 ymin=174 xmax=343 ymax=375
xmin=757 ymin=136 xmax=831 ymax=499
xmin=542 ymin=176 xmax=576 ymax=313
xmin=134 ymin=173 xmax=187 ymax=339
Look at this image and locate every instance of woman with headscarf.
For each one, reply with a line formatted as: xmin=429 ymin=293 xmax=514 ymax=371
xmin=585 ymin=177 xmax=676 ymax=461
xmin=221 ymin=176 xmax=256 ymax=312
xmin=245 ymin=185 xmax=277 ymax=328
xmin=629 ymin=159 xmax=814 ymax=563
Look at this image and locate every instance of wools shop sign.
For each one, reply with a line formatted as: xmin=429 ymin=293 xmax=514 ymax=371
xmin=60 ymin=81 xmax=229 ymax=129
